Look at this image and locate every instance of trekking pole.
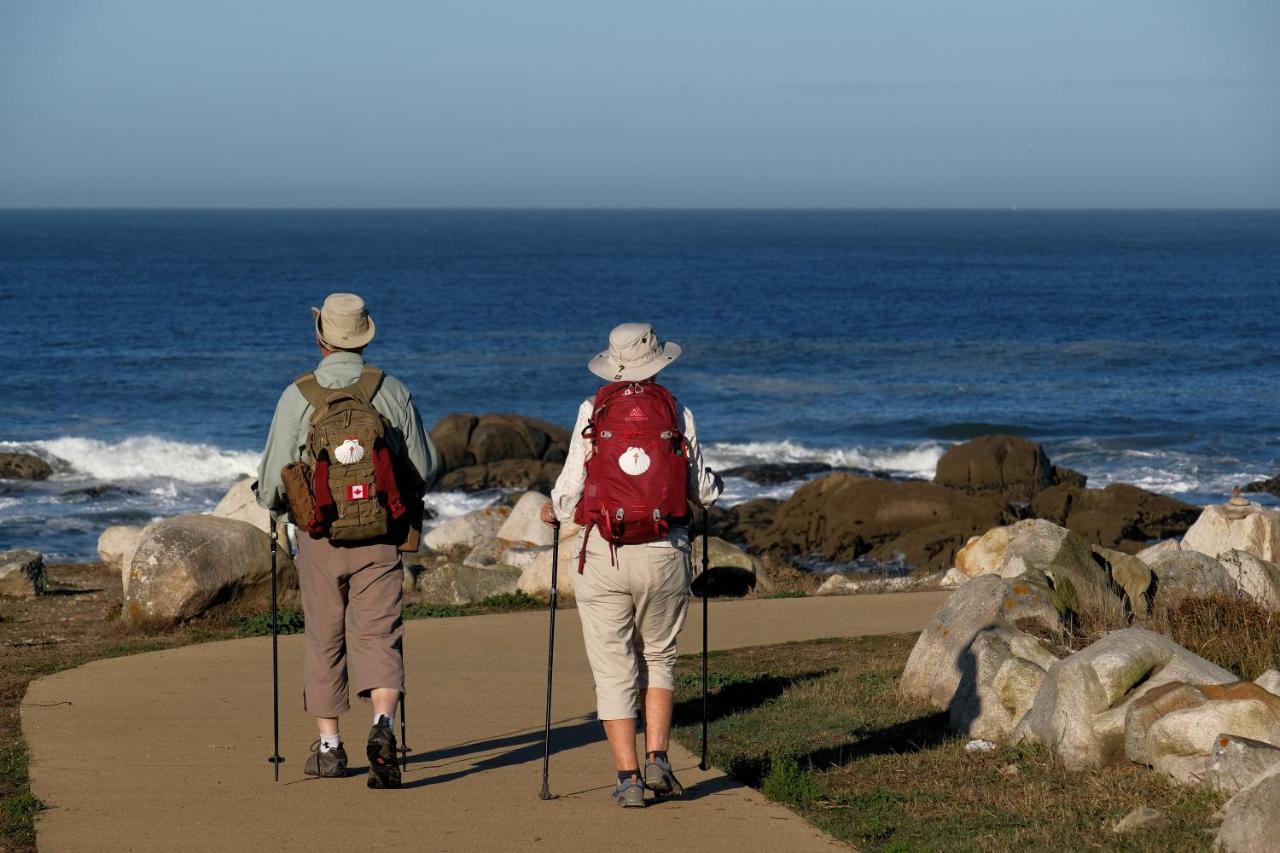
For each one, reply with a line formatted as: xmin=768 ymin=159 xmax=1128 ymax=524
xmin=539 ymin=519 xmax=561 ymax=800
xmin=268 ymin=523 xmax=284 ymax=781
xmin=399 ymin=685 xmax=410 ymax=772
xmin=699 ymin=508 xmax=710 ymax=772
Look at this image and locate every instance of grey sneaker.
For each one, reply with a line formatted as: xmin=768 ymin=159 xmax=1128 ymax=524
xmin=366 ymin=717 xmax=402 ymax=789
xmin=303 ymin=741 xmax=349 ymax=778
xmin=645 ymin=757 xmax=684 ymax=797
xmin=612 ymin=778 xmax=646 ymax=808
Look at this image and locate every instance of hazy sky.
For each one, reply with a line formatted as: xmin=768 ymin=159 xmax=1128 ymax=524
xmin=1 ymin=0 xmax=1277 ymax=207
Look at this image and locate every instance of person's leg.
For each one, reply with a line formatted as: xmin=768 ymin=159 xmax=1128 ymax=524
xmin=296 ymin=536 xmax=352 ymax=777
xmin=631 ymin=541 xmax=692 ymax=793
xmin=575 ymin=533 xmax=645 ymax=804
xmin=345 ymin=542 xmax=405 ymax=788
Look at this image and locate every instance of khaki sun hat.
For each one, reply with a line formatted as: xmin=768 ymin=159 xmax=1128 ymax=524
xmin=311 ymin=292 xmax=376 ymax=350
xmin=588 ymin=323 xmax=682 ymax=382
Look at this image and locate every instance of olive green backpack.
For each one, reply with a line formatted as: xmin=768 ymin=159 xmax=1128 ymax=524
xmin=295 ymin=367 xmax=394 ymax=543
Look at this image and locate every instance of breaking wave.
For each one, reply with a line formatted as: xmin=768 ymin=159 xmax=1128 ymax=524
xmin=3 ymin=436 xmax=261 ymax=484
xmin=702 ymin=439 xmax=946 ymax=480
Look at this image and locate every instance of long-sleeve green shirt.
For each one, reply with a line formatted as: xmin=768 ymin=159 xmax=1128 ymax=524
xmin=255 ymin=351 xmax=439 ymax=520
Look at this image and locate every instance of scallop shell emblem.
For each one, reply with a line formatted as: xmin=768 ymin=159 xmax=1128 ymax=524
xmin=619 ymin=446 xmax=651 ymax=476
xmin=334 ymin=438 xmax=365 ymax=465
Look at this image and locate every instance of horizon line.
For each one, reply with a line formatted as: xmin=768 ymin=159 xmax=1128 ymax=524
xmin=1 ymin=205 xmax=1278 ymax=213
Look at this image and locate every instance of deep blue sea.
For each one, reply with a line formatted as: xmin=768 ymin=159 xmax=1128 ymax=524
xmin=2 ymin=209 xmax=1279 ymax=561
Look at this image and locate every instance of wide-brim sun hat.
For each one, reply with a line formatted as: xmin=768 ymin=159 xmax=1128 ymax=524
xmin=312 ymin=292 xmax=376 ymax=350
xmin=588 ymin=322 xmax=682 ymax=382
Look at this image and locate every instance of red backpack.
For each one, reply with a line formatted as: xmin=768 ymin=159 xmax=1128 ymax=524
xmin=574 ymin=381 xmax=690 ymax=567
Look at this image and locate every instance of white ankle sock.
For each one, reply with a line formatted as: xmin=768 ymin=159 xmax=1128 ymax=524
xmin=319 ymin=733 xmax=342 ymax=752
xmin=374 ymin=713 xmax=395 ymax=729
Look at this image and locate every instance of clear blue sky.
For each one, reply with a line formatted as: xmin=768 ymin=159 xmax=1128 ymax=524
xmin=1 ymin=0 xmax=1276 ymax=207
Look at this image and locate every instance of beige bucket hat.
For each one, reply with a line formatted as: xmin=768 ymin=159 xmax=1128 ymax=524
xmin=588 ymin=323 xmax=682 ymax=382
xmin=311 ymin=292 xmax=376 ymax=350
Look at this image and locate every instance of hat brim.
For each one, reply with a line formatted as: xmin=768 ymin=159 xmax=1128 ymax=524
xmin=588 ymin=342 xmax=681 ymax=382
xmin=312 ymin=306 xmax=376 ymax=350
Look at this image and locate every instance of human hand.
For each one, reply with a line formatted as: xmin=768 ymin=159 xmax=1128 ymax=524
xmin=540 ymin=502 xmax=559 ymax=526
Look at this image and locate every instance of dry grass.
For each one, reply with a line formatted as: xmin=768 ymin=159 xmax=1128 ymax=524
xmin=1150 ymin=594 xmax=1280 ymax=680
xmin=672 ymin=634 xmax=1226 ymax=852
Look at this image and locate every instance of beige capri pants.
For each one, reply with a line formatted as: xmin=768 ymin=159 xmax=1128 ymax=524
xmin=573 ymin=528 xmax=693 ymax=721
xmin=296 ymin=536 xmax=405 ymax=718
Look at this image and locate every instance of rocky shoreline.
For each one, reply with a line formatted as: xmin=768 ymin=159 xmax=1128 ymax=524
xmin=6 ymin=416 xmax=1280 ymax=848
xmin=0 ymin=417 xmax=1246 ymax=620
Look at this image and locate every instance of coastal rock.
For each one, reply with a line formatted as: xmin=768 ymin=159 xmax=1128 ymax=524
xmin=98 ymin=525 xmax=145 ymax=570
xmin=899 ymin=574 xmax=1061 ymax=710
xmin=495 ymin=492 xmax=553 ymax=547
xmin=1182 ymin=504 xmax=1280 ymax=563
xmin=515 ymin=527 xmax=579 ymax=603
xmin=694 ymin=536 xmax=772 ymax=596
xmin=934 ymin=435 xmax=1055 ymax=502
xmin=211 ymin=476 xmax=269 ymax=533
xmin=1126 ymin=681 xmax=1280 ymax=784
xmin=959 ymin=519 xmax=1122 ymax=619
xmin=758 ymin=473 xmax=1013 ymax=572
xmin=0 ymin=549 xmax=45 ymax=598
xmin=953 ymin=525 xmax=1017 ymax=578
xmin=1217 ymin=550 xmax=1280 ymax=611
xmin=1031 ymin=483 xmax=1201 ymax=553
xmin=423 ymin=506 xmax=510 ymax=552
xmin=0 ymin=451 xmax=52 ymax=481
xmin=1255 ymin=670 xmax=1280 ymax=696
xmin=700 ymin=498 xmax=781 ymax=551
xmin=124 ymin=515 xmax=297 ymax=626
xmin=1147 ymin=549 xmax=1241 ymax=608
xmin=1137 ymin=539 xmax=1181 ymax=562
xmin=1216 ymin=764 xmax=1280 ymax=853
xmin=1013 ymin=628 xmax=1235 ymax=769
xmin=437 ymin=460 xmax=564 ymax=493
xmin=947 ymin=624 xmax=1059 ymax=740
xmin=816 ymin=571 xmax=944 ymax=596
xmin=429 ymin=413 xmax=569 ymax=489
xmin=1091 ymin=545 xmax=1154 ymax=614
xmin=1242 ymin=474 xmax=1280 ymax=498
xmin=720 ymin=461 xmax=834 ymax=485
xmin=1207 ymin=734 xmax=1280 ymax=795
xmin=403 ymin=562 xmax=520 ymax=606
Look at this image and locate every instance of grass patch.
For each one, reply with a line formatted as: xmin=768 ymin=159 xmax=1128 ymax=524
xmin=0 ymin=743 xmax=40 ymax=849
xmin=1152 ymin=594 xmax=1280 ymax=680
xmin=671 ymin=634 xmax=1225 ymax=852
xmin=235 ymin=608 xmax=306 ymax=637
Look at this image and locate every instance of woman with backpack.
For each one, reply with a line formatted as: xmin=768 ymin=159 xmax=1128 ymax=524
xmin=541 ymin=322 xmax=722 ymax=808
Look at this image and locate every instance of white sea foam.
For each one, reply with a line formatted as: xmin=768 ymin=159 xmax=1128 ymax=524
xmin=702 ymin=439 xmax=946 ymax=480
xmin=422 ymin=489 xmax=506 ymax=529
xmin=4 ymin=436 xmax=261 ymax=484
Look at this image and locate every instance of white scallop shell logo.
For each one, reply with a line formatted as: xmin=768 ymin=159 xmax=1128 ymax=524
xmin=334 ymin=438 xmax=365 ymax=465
xmin=619 ymin=446 xmax=651 ymax=476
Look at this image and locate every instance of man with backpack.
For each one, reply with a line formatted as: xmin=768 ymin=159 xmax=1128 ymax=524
xmin=256 ymin=292 xmax=438 ymax=789
xmin=542 ymin=322 xmax=722 ymax=808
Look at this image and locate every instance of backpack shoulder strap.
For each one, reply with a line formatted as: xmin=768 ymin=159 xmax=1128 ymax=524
xmin=293 ymin=372 xmax=328 ymax=409
xmin=352 ymin=366 xmax=385 ymax=405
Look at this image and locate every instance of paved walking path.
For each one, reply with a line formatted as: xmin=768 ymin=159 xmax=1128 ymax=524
xmin=23 ymin=591 xmax=949 ymax=852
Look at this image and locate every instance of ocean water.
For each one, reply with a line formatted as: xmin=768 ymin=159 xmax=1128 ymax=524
xmin=1 ymin=209 xmax=1278 ymax=561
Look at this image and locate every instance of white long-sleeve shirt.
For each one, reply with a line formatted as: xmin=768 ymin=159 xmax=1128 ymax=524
xmin=550 ymin=396 xmax=722 ymax=548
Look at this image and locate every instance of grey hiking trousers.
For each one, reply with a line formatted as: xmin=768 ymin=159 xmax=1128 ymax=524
xmin=296 ymin=536 xmax=404 ymax=718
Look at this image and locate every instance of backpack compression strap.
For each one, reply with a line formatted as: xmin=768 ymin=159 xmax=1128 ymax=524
xmin=293 ymin=366 xmax=385 ymax=408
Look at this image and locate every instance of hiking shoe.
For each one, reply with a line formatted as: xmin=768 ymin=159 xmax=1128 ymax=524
xmin=366 ymin=717 xmax=402 ymax=789
xmin=645 ymin=756 xmax=684 ymax=798
xmin=612 ymin=778 xmax=646 ymax=808
xmin=303 ymin=741 xmax=349 ymax=778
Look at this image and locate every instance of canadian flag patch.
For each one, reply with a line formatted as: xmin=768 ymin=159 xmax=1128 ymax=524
xmin=346 ymin=483 xmax=371 ymax=500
